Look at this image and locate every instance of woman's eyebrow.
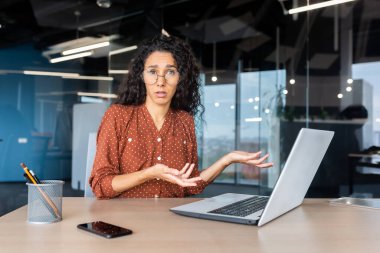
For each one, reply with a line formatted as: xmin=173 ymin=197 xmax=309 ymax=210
xmin=146 ymin=64 xmax=177 ymax=68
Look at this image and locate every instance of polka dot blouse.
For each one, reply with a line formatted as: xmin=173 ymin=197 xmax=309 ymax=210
xmin=89 ymin=104 xmax=208 ymax=199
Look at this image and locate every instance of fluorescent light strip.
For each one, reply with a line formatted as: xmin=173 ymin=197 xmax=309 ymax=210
xmin=109 ymin=45 xmax=138 ymax=56
xmin=62 ymin=41 xmax=110 ymax=55
xmin=77 ymin=92 xmax=117 ymax=98
xmin=23 ymin=70 xmax=112 ymax=81
xmin=108 ymin=69 xmax=129 ymax=74
xmin=288 ymin=0 xmax=355 ymax=15
xmin=23 ymin=70 xmax=80 ymax=77
xmin=245 ymin=117 xmax=263 ymax=122
xmin=62 ymin=75 xmax=114 ymax=81
xmin=50 ymin=51 xmax=93 ymax=63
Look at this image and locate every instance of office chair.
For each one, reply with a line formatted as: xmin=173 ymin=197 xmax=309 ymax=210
xmin=84 ymin=133 xmax=97 ymax=197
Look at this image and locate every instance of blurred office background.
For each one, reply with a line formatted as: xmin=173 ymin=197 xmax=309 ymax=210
xmin=1 ymin=0 xmax=380 ymax=216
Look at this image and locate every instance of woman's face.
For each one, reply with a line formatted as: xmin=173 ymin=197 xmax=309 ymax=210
xmin=143 ymin=51 xmax=180 ymax=108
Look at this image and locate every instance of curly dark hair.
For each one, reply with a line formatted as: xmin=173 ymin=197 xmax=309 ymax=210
xmin=115 ymin=34 xmax=204 ymax=117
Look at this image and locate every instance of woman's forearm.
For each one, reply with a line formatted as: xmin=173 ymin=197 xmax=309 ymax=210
xmin=200 ymin=154 xmax=231 ymax=183
xmin=199 ymin=151 xmax=273 ymax=183
xmin=111 ymin=169 xmax=152 ymax=193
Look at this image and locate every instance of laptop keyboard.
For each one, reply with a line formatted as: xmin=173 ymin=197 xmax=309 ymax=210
xmin=208 ymin=196 xmax=269 ymax=217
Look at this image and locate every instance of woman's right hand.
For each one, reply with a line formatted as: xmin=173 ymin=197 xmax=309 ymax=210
xmin=146 ymin=163 xmax=202 ymax=187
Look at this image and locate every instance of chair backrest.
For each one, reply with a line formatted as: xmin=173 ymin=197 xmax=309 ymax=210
xmin=84 ymin=133 xmax=97 ymax=197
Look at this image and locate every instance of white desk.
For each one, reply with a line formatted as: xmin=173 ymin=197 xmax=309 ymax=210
xmin=1 ymin=198 xmax=380 ymax=253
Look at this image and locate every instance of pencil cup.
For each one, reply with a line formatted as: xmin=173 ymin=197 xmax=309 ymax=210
xmin=27 ymin=180 xmax=64 ymax=224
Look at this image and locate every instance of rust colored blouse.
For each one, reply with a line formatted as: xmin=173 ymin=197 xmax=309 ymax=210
xmin=89 ymin=104 xmax=208 ymax=199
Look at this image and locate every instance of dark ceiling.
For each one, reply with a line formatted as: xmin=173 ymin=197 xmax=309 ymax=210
xmin=0 ymin=0 xmax=379 ymax=76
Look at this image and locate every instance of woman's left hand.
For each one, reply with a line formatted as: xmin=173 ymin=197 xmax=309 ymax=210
xmin=224 ymin=151 xmax=273 ymax=168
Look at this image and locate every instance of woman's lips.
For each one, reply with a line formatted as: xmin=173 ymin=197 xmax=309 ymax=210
xmin=155 ymin=91 xmax=167 ymax=98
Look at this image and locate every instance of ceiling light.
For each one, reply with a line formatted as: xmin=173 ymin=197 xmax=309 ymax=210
xmin=288 ymin=0 xmax=355 ymax=15
xmin=62 ymin=75 xmax=114 ymax=81
xmin=211 ymin=76 xmax=218 ymax=82
xmin=109 ymin=45 xmax=138 ymax=56
xmin=161 ymin=29 xmax=170 ymax=37
xmin=289 ymin=79 xmax=296 ymax=85
xmin=230 ymin=105 xmax=235 ymax=110
xmin=108 ymin=70 xmax=129 ymax=74
xmin=23 ymin=70 xmax=80 ymax=77
xmin=347 ymin=78 xmax=353 ymax=84
xmin=50 ymin=51 xmax=93 ymax=63
xmin=254 ymin=96 xmax=260 ymax=102
xmin=77 ymin=92 xmax=117 ymax=98
xmin=97 ymin=0 xmax=112 ymax=8
xmin=248 ymin=98 xmax=254 ymax=103
xmin=254 ymin=105 xmax=259 ymax=110
xmin=376 ymin=118 xmax=380 ymax=123
xmin=283 ymin=89 xmax=288 ymax=95
xmin=62 ymin=42 xmax=109 ymax=55
xmin=214 ymin=102 xmax=220 ymax=107
xmin=337 ymin=93 xmax=343 ymax=99
xmin=265 ymin=109 xmax=270 ymax=114
xmin=346 ymin=86 xmax=352 ymax=92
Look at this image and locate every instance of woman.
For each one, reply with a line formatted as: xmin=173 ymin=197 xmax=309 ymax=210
xmin=89 ymin=34 xmax=273 ymax=199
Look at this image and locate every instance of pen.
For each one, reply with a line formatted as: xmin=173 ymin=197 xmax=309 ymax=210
xmin=23 ymin=173 xmax=32 ymax=183
xmin=20 ymin=163 xmax=61 ymax=219
xmin=30 ymin=170 xmax=42 ymax=184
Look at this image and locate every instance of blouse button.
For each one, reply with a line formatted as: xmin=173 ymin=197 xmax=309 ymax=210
xmin=128 ymin=138 xmax=132 ymax=142
xmin=157 ymin=137 xmax=162 ymax=142
xmin=157 ymin=156 xmax=162 ymax=161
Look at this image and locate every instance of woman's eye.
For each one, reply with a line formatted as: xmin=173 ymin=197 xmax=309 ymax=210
xmin=147 ymin=69 xmax=156 ymax=75
xmin=167 ymin=69 xmax=176 ymax=76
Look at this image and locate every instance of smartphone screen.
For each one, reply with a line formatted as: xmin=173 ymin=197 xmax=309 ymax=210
xmin=77 ymin=221 xmax=133 ymax=238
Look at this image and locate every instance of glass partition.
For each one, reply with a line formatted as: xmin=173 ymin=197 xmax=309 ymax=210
xmin=0 ymin=0 xmax=379 ymax=199
xmin=202 ymin=83 xmax=236 ymax=183
xmin=239 ymin=70 xmax=285 ymax=189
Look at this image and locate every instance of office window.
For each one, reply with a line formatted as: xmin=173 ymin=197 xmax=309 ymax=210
xmin=1 ymin=0 xmax=380 ymax=199
xmin=239 ymin=70 xmax=285 ymax=188
xmin=202 ymin=84 xmax=236 ymax=183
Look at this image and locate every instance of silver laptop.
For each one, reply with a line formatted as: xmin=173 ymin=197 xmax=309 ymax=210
xmin=170 ymin=128 xmax=334 ymax=226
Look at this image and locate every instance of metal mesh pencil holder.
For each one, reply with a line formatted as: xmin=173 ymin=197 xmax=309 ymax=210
xmin=26 ymin=180 xmax=64 ymax=224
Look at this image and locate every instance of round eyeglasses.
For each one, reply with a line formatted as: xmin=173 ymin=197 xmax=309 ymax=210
xmin=143 ymin=69 xmax=180 ymax=85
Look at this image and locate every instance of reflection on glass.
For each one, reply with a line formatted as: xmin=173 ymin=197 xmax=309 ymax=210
xmin=0 ymin=72 xmax=113 ymax=183
xmin=239 ymin=70 xmax=285 ymax=188
xmin=202 ymin=84 xmax=236 ymax=183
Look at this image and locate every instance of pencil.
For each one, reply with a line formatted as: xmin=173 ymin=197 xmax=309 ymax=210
xmin=21 ymin=163 xmax=61 ymax=219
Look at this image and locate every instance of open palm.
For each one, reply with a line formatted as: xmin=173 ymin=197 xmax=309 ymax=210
xmin=228 ymin=151 xmax=273 ymax=168
xmin=158 ymin=163 xmax=202 ymax=187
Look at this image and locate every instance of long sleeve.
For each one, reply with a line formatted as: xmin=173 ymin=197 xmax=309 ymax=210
xmin=89 ymin=105 xmax=132 ymax=199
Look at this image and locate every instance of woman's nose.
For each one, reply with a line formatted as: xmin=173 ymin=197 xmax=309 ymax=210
xmin=156 ymin=75 xmax=166 ymax=86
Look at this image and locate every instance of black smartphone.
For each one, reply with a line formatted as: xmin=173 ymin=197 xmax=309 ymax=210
xmin=77 ymin=221 xmax=133 ymax=239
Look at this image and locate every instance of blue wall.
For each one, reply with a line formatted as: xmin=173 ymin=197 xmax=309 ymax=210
xmin=0 ymin=43 xmax=83 ymax=181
